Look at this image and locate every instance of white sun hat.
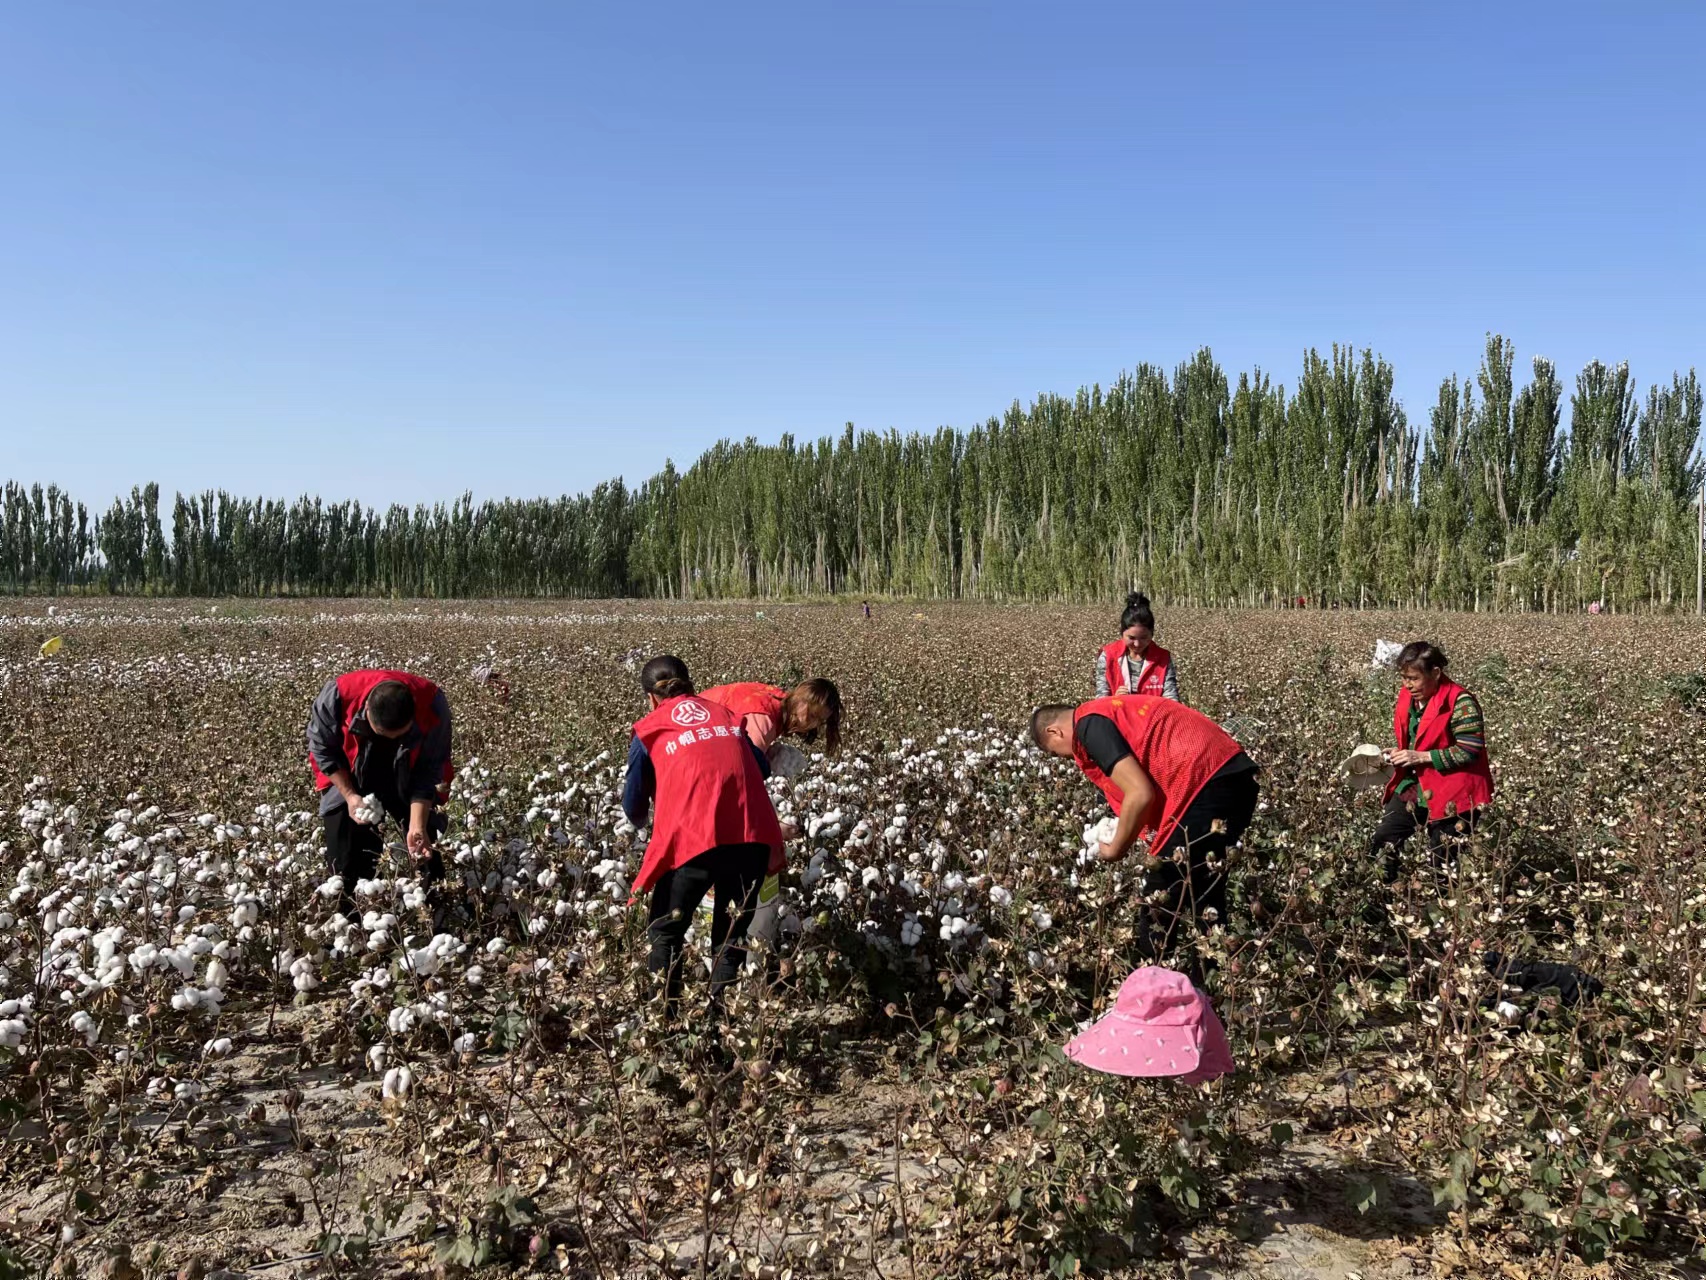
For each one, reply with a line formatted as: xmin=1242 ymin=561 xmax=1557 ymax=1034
xmin=1341 ymin=743 xmax=1393 ymax=790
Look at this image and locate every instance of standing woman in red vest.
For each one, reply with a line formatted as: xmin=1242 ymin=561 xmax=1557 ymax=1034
xmin=1370 ymin=641 xmax=1493 ymax=879
xmin=622 ymin=656 xmax=785 ymax=1008
xmin=306 ymin=671 xmax=453 ymax=902
xmin=699 ymin=678 xmax=843 ymax=761
xmin=1030 ymin=695 xmax=1258 ymax=963
xmin=1095 ymin=593 xmax=1181 ymax=701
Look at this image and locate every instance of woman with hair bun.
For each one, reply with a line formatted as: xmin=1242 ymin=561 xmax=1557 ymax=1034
xmin=1095 ymin=592 xmax=1181 ymax=702
xmin=1370 ymin=640 xmax=1494 ymax=877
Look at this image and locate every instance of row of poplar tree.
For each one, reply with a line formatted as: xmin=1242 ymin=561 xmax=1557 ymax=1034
xmin=2 ymin=336 xmax=1700 ymax=610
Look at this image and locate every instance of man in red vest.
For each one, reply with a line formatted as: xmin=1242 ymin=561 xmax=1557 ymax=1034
xmin=622 ymin=656 xmax=784 ymax=1010
xmin=1030 ymin=695 xmax=1258 ymax=963
xmin=307 ymin=670 xmax=453 ymax=899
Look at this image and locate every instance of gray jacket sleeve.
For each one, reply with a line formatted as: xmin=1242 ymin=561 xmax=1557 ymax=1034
xmin=1164 ymin=660 xmax=1182 ymax=703
xmin=307 ymin=678 xmax=349 ymax=777
xmin=1094 ymin=653 xmax=1111 ymax=698
xmin=410 ymin=691 xmax=453 ymax=804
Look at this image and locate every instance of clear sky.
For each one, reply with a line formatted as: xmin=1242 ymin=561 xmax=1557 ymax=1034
xmin=2 ymin=3 xmax=1702 ymax=509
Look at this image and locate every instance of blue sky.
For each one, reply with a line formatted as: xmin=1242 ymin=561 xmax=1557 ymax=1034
xmin=2 ymin=3 xmax=1702 ymax=508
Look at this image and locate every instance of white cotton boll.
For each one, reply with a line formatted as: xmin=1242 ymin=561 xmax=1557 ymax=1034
xmin=452 ymin=1032 xmax=476 ymax=1054
xmin=900 ymin=917 xmax=924 ymax=946
xmin=1496 ymin=1001 xmax=1522 ymax=1023
xmin=0 ymin=1000 xmax=21 ymax=1018
xmin=292 ymin=971 xmax=319 ymax=993
xmin=368 ymin=1043 xmax=387 ymax=1071
xmin=1031 ymin=906 xmax=1053 ymax=930
xmin=464 ymin=965 xmax=484 ymax=987
xmin=204 ymin=1037 xmax=234 ymax=1057
xmin=174 ymin=1080 xmax=203 ymax=1102
xmin=70 ymin=1011 xmax=98 ymax=1046
xmin=177 ymin=905 xmax=197 ymax=923
xmin=355 ymin=794 xmax=386 ymax=825
xmin=485 ymin=938 xmax=508 ymax=955
xmin=861 ymin=866 xmax=881 ymax=888
xmin=381 ymin=1065 xmax=414 ymax=1100
xmin=317 ymin=876 xmax=344 ymax=900
xmin=989 ymin=885 xmax=1012 ymax=908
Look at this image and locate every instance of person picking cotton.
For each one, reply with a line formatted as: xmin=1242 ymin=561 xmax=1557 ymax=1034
xmin=1030 ymin=694 xmax=1258 ymax=970
xmin=306 ymin=670 xmax=453 ymax=908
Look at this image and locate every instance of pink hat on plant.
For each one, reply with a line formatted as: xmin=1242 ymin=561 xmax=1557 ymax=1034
xmin=1064 ymin=967 xmax=1234 ymax=1084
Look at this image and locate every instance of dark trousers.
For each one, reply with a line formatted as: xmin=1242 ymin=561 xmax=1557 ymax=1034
xmin=647 ymin=843 xmax=770 ymax=1004
xmin=1368 ymin=800 xmax=1479 ymax=882
xmin=322 ymin=804 xmax=446 ymax=915
xmin=1140 ymin=767 xmax=1260 ymax=961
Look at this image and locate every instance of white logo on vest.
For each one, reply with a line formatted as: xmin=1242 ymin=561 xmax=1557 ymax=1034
xmin=670 ymin=700 xmax=711 ymax=727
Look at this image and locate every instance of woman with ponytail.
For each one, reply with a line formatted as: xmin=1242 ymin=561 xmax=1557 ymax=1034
xmin=620 ymin=655 xmax=785 ymax=1010
xmin=1095 ymin=593 xmax=1181 ymax=702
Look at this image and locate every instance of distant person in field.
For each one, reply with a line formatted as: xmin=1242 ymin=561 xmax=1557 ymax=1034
xmin=699 ymin=678 xmax=843 ymax=762
xmin=471 ymin=662 xmax=510 ymax=704
xmin=1030 ymin=695 xmax=1257 ymax=966
xmin=622 ymin=656 xmax=785 ymax=1011
xmin=1370 ymin=641 xmax=1493 ymax=880
xmin=307 ymin=671 xmax=452 ymax=903
xmin=862 ymin=601 xmax=872 ymax=620
xmin=1095 ymin=592 xmax=1181 ymax=702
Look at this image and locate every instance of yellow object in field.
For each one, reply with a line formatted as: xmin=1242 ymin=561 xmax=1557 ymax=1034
xmin=39 ymin=636 xmax=63 ymax=657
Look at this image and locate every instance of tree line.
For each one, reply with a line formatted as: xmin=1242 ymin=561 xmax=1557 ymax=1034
xmin=3 ymin=335 xmax=1700 ymax=610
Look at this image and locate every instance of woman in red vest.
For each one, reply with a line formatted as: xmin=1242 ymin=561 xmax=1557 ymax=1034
xmin=1095 ymin=593 xmax=1181 ymax=701
xmin=1030 ymin=695 xmax=1258 ymax=961
xmin=1370 ymin=641 xmax=1493 ymax=879
xmin=306 ymin=671 xmax=453 ymax=905
xmin=699 ymin=678 xmax=843 ymax=759
xmin=622 ymin=656 xmax=785 ymax=1007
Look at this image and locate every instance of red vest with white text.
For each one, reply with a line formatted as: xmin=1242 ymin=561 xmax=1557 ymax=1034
xmin=1070 ymin=695 xmax=1240 ymax=852
xmin=1101 ymin=641 xmax=1172 ymax=697
xmin=1382 ymin=680 xmax=1494 ymax=817
xmin=632 ymin=695 xmax=784 ymax=895
xmin=308 ymin=670 xmax=452 ymax=801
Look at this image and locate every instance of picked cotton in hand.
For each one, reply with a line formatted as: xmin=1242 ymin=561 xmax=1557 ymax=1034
xmin=354 ymin=794 xmax=385 ymax=825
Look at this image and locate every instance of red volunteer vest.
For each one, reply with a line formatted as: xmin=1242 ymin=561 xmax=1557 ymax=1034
xmin=632 ymin=695 xmax=784 ymax=895
xmin=308 ymin=670 xmax=453 ymax=800
xmin=1071 ymin=695 xmax=1241 ymax=852
xmin=700 ymin=682 xmax=786 ymax=722
xmin=1382 ymin=680 xmax=1494 ymax=817
xmin=1101 ymin=641 xmax=1172 ymax=696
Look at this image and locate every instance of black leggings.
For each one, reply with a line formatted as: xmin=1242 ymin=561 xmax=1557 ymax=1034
xmin=1368 ymin=800 xmax=1480 ymax=882
xmin=646 ymin=843 xmax=770 ymax=1003
xmin=1140 ymin=767 xmax=1260 ymax=960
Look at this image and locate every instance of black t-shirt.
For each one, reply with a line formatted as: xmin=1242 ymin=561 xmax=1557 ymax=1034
xmin=1073 ymin=713 xmax=1257 ymax=780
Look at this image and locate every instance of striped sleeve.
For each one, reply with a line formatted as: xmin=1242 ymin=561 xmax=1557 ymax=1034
xmin=1094 ymin=653 xmax=1111 ymax=698
xmin=1429 ymin=692 xmax=1486 ymax=772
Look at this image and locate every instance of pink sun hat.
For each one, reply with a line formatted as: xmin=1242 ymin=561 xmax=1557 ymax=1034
xmin=1064 ymin=967 xmax=1234 ymax=1083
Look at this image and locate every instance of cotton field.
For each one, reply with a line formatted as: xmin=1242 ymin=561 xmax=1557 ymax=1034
xmin=1 ymin=599 xmax=1703 ymax=1279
